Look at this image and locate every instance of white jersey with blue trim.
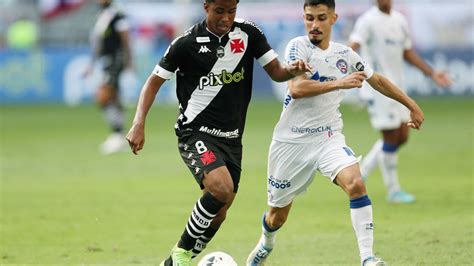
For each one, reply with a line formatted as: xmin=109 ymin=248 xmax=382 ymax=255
xmin=272 ymin=37 xmax=374 ymax=144
xmin=350 ymin=6 xmax=411 ymax=97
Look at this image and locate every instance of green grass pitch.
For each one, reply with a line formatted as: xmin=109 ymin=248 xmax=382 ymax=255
xmin=1 ymin=97 xmax=472 ymax=265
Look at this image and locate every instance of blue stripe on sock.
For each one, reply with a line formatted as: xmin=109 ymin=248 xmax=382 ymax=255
xmin=382 ymin=142 xmax=399 ymax=153
xmin=262 ymin=213 xmax=279 ymax=232
xmin=350 ymin=195 xmax=372 ymax=209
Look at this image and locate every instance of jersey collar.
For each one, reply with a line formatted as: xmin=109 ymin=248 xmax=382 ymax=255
xmin=200 ymin=20 xmax=234 ymax=42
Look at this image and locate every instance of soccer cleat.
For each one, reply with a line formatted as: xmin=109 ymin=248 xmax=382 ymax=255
xmin=166 ymin=245 xmax=192 ymax=266
xmin=387 ymin=190 xmax=415 ymax=204
xmin=362 ymin=256 xmax=386 ymax=266
xmin=159 ymin=256 xmax=173 ymax=266
xmin=99 ymin=133 xmax=128 ymax=155
xmin=246 ymin=243 xmax=273 ymax=266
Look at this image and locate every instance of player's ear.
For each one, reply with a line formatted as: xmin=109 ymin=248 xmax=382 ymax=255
xmin=332 ymin=12 xmax=338 ymax=24
xmin=204 ymin=2 xmax=209 ymax=13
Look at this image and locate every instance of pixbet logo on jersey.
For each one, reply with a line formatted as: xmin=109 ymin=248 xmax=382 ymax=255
xmin=198 ymin=67 xmax=245 ymax=90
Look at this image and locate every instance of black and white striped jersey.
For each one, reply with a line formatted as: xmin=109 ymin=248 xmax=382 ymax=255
xmin=91 ymin=5 xmax=130 ymax=57
xmin=153 ymin=19 xmax=278 ymax=141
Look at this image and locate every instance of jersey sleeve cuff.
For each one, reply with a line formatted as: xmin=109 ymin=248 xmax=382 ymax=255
xmin=153 ymin=65 xmax=174 ymax=79
xmin=349 ymin=34 xmax=362 ymax=44
xmin=365 ymin=68 xmax=374 ymax=79
xmin=257 ymin=49 xmax=278 ymax=67
xmin=116 ymin=19 xmax=130 ymax=32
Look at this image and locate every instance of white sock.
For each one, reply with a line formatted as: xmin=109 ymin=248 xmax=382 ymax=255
xmin=378 ymin=151 xmax=401 ymax=195
xmin=360 ymin=140 xmax=383 ymax=179
xmin=350 ymin=203 xmax=374 ymax=261
xmin=260 ymin=229 xmax=277 ymax=249
xmin=260 ymin=214 xmax=278 ymax=249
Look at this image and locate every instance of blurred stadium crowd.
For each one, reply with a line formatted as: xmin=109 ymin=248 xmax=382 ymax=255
xmin=0 ymin=0 xmax=472 ymax=104
xmin=0 ymin=0 xmax=180 ymax=49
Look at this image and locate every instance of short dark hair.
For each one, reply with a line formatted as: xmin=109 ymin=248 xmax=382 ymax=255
xmin=205 ymin=0 xmax=240 ymax=3
xmin=304 ymin=0 xmax=335 ymax=9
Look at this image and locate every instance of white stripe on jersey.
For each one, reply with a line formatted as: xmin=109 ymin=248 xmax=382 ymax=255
xmin=183 ymin=28 xmax=248 ymax=125
xmin=258 ymin=49 xmax=278 ymax=67
xmin=153 ymin=65 xmax=174 ymax=80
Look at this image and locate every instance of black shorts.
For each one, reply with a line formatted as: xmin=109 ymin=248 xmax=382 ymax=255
xmin=101 ymin=53 xmax=125 ymax=89
xmin=177 ymin=132 xmax=242 ymax=193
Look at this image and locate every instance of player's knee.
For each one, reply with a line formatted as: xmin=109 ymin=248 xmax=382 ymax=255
xmin=208 ymin=185 xmax=234 ymax=204
xmin=95 ymin=92 xmax=108 ymax=107
xmin=96 ymin=85 xmax=116 ymax=107
xmin=345 ymin=176 xmax=366 ymax=198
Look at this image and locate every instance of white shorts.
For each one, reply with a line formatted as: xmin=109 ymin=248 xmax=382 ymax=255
xmin=366 ymin=93 xmax=410 ymax=130
xmin=266 ymin=132 xmax=360 ymax=208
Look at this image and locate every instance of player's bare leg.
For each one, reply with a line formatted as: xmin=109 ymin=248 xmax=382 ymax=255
xmin=380 ymin=124 xmax=414 ymax=203
xmin=162 ymin=166 xmax=233 ymax=266
xmin=335 ymin=164 xmax=385 ymax=265
xmin=96 ymin=84 xmax=127 ymax=154
xmin=360 ymin=139 xmax=383 ymax=181
xmin=191 ymin=183 xmax=236 ymax=257
xmin=247 ymin=204 xmax=292 ymax=266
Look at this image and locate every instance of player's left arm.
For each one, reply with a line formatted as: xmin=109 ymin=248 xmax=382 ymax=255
xmin=367 ymin=73 xmax=424 ymax=129
xmin=263 ymin=59 xmax=313 ymax=82
xmin=117 ymin=16 xmax=133 ymax=69
xmin=403 ymin=49 xmax=452 ymax=88
xmin=348 ymin=15 xmax=370 ymax=52
xmin=246 ymin=20 xmax=312 ymax=82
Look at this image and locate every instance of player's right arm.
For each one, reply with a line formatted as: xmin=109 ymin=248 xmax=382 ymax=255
xmin=403 ymin=49 xmax=452 ymax=88
xmin=126 ymin=74 xmax=166 ymax=155
xmin=117 ymin=16 xmax=133 ymax=70
xmin=289 ymin=72 xmax=366 ymax=99
xmin=126 ymin=34 xmax=185 ymax=155
xmin=367 ymin=73 xmax=424 ymax=129
xmin=348 ymin=13 xmax=370 ymax=52
xmin=284 ymin=38 xmax=365 ymax=99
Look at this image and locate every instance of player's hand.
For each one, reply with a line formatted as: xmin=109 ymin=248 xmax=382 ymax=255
xmin=337 ymin=71 xmax=366 ymax=89
xmin=126 ymin=124 xmax=145 ymax=155
xmin=407 ymin=106 xmax=424 ymax=130
xmin=287 ymin=60 xmax=314 ymax=76
xmin=431 ymin=70 xmax=452 ymax=88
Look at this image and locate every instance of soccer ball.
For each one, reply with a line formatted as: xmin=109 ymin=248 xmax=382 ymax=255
xmin=197 ymin=251 xmax=238 ymax=266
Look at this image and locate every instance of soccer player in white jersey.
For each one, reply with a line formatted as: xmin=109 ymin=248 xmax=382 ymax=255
xmin=349 ymin=0 xmax=452 ymax=203
xmin=247 ymin=0 xmax=425 ymax=265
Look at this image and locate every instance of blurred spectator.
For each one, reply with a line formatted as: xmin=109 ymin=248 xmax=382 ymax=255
xmin=349 ymin=0 xmax=452 ymax=204
xmin=6 ymin=18 xmax=38 ymax=49
xmin=39 ymin=0 xmax=85 ymax=20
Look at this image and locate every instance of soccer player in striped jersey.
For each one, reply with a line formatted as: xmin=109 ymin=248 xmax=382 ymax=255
xmin=125 ymin=0 xmax=311 ymax=265
xmin=84 ymin=0 xmax=133 ymax=155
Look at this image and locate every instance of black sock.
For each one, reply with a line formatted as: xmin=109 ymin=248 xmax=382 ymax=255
xmin=178 ymin=192 xmax=224 ymax=250
xmin=192 ymin=226 xmax=219 ymax=257
xmin=102 ymin=102 xmax=124 ymax=133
